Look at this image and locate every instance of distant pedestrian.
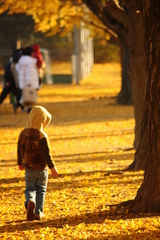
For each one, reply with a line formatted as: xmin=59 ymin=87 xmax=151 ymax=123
xmin=0 ymin=48 xmax=24 ymax=113
xmin=17 ymin=105 xmax=58 ymax=221
xmin=32 ymin=44 xmax=46 ymax=87
xmin=16 ymin=46 xmax=39 ymax=112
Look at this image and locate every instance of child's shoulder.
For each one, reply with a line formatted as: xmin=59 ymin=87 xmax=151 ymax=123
xmin=19 ymin=128 xmax=40 ymax=137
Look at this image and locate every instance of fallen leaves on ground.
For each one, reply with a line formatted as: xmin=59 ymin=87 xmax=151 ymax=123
xmin=0 ymin=63 xmax=159 ymax=239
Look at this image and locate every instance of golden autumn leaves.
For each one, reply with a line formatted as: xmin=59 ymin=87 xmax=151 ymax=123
xmin=0 ymin=0 xmax=83 ymax=34
xmin=0 ymin=0 xmax=105 ymax=38
xmin=0 ymin=63 xmax=158 ymax=239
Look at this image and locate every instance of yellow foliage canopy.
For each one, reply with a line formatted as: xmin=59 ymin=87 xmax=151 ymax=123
xmin=0 ymin=0 xmax=84 ymax=34
xmin=0 ymin=0 xmax=107 ymax=37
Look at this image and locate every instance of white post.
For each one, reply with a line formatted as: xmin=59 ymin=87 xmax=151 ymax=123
xmin=72 ymin=5 xmax=94 ymax=83
xmin=73 ymin=25 xmax=81 ymax=84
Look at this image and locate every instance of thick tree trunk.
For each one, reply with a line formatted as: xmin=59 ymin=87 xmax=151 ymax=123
xmin=127 ymin=5 xmax=146 ymax=150
xmin=82 ymin=0 xmax=147 ymax=170
xmin=116 ymin=42 xmax=132 ymax=105
xmin=125 ymin=2 xmax=146 ymax=170
xmin=127 ymin=112 xmax=148 ymax=171
xmin=128 ymin=0 xmax=160 ymax=213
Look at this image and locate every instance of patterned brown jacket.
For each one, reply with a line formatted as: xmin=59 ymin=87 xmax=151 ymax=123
xmin=17 ymin=105 xmax=55 ymax=170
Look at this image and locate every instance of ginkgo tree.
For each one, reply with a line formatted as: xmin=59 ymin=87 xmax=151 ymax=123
xmin=0 ymin=0 xmax=81 ymax=34
xmin=0 ymin=0 xmax=104 ymax=37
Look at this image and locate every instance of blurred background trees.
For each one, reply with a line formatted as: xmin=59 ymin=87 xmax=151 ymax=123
xmin=0 ymin=8 xmax=120 ymax=63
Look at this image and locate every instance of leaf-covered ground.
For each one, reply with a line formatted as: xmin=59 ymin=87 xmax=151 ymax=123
xmin=0 ymin=63 xmax=160 ymax=239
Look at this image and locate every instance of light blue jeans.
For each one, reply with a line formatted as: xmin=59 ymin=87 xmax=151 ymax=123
xmin=25 ymin=169 xmax=48 ymax=215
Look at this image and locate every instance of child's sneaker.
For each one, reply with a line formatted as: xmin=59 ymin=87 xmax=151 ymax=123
xmin=27 ymin=200 xmax=35 ymax=221
xmin=35 ymin=212 xmax=45 ymax=220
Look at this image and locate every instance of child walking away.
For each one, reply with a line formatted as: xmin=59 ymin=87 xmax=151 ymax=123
xmin=17 ymin=105 xmax=58 ymax=221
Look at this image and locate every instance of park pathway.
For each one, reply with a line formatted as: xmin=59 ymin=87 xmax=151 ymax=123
xmin=0 ymin=63 xmax=143 ymax=240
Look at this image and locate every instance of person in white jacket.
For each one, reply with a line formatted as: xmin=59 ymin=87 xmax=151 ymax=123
xmin=16 ymin=47 xmax=39 ymax=112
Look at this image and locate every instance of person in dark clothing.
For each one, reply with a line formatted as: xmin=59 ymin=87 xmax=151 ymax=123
xmin=0 ymin=49 xmax=24 ymax=113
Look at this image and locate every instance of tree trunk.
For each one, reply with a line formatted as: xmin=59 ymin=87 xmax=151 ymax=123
xmin=127 ymin=112 xmax=148 ymax=171
xmin=82 ymin=0 xmax=147 ymax=170
xmin=129 ymin=0 xmax=160 ymax=213
xmin=116 ymin=41 xmax=132 ymax=105
xmin=124 ymin=1 xmax=146 ymax=171
xmin=82 ymin=0 xmax=145 ymax=153
xmin=127 ymin=3 xmax=146 ymax=150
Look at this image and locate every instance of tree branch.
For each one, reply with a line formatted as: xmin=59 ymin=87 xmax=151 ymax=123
xmin=82 ymin=0 xmax=127 ymax=39
xmin=105 ymin=0 xmax=127 ymax=27
xmin=78 ymin=16 xmax=118 ymax=38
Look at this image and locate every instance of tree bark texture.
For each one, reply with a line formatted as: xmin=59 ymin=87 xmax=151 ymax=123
xmin=117 ymin=41 xmax=132 ymax=105
xmin=130 ymin=0 xmax=160 ymax=213
xmin=127 ymin=4 xmax=146 ymax=151
xmin=124 ymin=2 xmax=147 ymax=170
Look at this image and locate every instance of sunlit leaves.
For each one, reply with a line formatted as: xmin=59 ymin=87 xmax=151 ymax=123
xmin=45 ymin=24 xmax=60 ymax=36
xmin=0 ymin=0 xmax=83 ymax=35
xmin=0 ymin=0 xmax=107 ymax=38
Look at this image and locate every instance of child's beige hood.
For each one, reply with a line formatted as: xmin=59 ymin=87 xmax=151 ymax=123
xmin=26 ymin=105 xmax=52 ymax=138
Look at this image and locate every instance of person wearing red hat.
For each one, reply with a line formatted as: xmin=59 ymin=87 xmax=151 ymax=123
xmin=32 ymin=44 xmax=46 ymax=87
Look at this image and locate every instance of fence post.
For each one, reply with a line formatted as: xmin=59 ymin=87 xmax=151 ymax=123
xmin=72 ymin=19 xmax=94 ymax=84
